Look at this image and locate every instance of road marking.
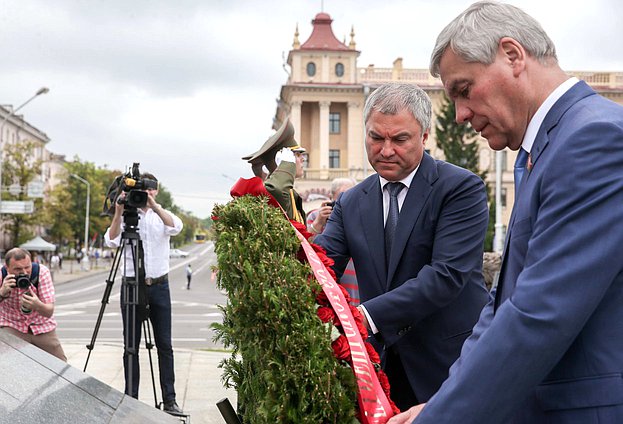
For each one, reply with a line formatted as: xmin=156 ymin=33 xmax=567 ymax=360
xmin=55 ymin=310 xmax=86 ymax=317
xmin=56 ymin=278 xmax=121 ymax=298
xmin=56 ymin=295 xmax=121 ymax=309
xmin=198 ymin=242 xmax=214 ymax=256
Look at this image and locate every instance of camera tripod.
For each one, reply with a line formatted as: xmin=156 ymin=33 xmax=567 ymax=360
xmin=83 ymin=207 xmax=161 ymax=410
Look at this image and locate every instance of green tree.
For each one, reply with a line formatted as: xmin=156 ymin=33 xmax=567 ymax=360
xmin=43 ymin=184 xmax=74 ymax=247
xmin=64 ymin=160 xmax=118 ymax=250
xmin=1 ymin=139 xmax=45 ymax=246
xmin=435 ymin=93 xmax=494 ymax=251
xmin=155 ymin=184 xmax=199 ymax=246
xmin=43 ymin=157 xmax=120 ymax=254
xmin=154 ymin=184 xmax=176 ymax=212
xmin=171 ymin=212 xmax=200 ymax=247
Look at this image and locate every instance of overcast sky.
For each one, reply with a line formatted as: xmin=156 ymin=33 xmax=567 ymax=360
xmin=1 ymin=0 xmax=621 ymax=218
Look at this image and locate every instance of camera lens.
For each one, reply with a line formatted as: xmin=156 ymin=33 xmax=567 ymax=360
xmin=16 ymin=274 xmax=31 ymax=289
xmin=127 ymin=190 xmax=148 ymax=208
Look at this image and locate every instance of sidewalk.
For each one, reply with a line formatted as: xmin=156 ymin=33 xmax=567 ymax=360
xmin=65 ymin=342 xmax=236 ymax=424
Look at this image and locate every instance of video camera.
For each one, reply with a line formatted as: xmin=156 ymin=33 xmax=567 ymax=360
xmin=102 ymin=163 xmax=158 ymax=216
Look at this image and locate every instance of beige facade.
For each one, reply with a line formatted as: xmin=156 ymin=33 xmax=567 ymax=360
xmin=274 ymin=11 xmax=623 ymax=227
xmin=0 ymin=105 xmax=54 ymax=193
xmin=0 ymin=105 xmax=64 ymax=250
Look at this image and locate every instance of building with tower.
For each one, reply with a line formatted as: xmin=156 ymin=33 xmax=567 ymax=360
xmin=273 ymin=10 xmax=623 ymax=235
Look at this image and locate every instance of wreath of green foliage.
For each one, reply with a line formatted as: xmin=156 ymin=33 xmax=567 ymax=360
xmin=212 ymin=195 xmax=357 ymax=423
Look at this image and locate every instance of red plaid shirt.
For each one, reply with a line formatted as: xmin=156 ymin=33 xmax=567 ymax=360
xmin=0 ymin=264 xmax=57 ymax=335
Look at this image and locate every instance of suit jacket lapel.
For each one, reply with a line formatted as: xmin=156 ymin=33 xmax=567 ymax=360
xmin=386 ymin=154 xmax=437 ymax=288
xmin=532 ymin=81 xmax=594 ymax=168
xmin=495 ymin=81 xmax=596 ymax=309
xmin=360 ymin=177 xmax=387 ymax=288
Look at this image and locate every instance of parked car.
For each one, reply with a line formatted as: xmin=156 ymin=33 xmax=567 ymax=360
xmin=169 ymin=248 xmax=189 ymax=258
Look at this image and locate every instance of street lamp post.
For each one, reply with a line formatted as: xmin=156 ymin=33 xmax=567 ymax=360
xmin=0 ymin=87 xmax=50 ymax=206
xmin=70 ymin=173 xmax=90 ymax=269
xmin=362 ymin=84 xmax=371 ymax=179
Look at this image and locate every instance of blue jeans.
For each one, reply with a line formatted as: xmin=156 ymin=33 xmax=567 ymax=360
xmin=121 ymin=279 xmax=176 ymax=402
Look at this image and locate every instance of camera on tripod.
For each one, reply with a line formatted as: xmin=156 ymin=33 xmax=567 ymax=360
xmin=102 ymin=163 xmax=158 ymax=216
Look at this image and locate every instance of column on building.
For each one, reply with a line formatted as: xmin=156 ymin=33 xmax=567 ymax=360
xmin=290 ymin=101 xmax=302 ymax=143
xmin=347 ymin=101 xmax=362 ymax=178
xmin=319 ymin=101 xmax=330 ymax=179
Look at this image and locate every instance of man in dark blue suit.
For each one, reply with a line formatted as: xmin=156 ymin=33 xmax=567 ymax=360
xmin=390 ymin=2 xmax=623 ymax=424
xmin=314 ymin=83 xmax=490 ymax=410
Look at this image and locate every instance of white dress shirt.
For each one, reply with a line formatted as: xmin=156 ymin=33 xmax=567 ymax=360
xmin=521 ymin=77 xmax=579 ymax=154
xmin=378 ymin=166 xmax=419 ymax=226
xmin=104 ymin=208 xmax=183 ymax=278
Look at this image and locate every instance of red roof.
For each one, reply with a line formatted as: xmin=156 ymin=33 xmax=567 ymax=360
xmin=300 ymin=12 xmax=349 ymax=51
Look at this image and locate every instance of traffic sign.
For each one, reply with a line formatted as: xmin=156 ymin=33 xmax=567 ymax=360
xmin=27 ymin=181 xmax=45 ymax=198
xmin=8 ymin=183 xmax=21 ymax=196
xmin=0 ymin=200 xmax=35 ymax=214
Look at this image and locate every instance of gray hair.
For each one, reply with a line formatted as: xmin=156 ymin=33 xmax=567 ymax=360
xmin=430 ymin=1 xmax=557 ymax=77
xmin=330 ymin=177 xmax=357 ymax=196
xmin=4 ymin=248 xmax=31 ymax=265
xmin=363 ymin=83 xmax=432 ymax=133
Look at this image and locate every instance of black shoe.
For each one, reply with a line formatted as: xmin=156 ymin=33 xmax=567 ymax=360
xmin=163 ymin=400 xmax=183 ymax=414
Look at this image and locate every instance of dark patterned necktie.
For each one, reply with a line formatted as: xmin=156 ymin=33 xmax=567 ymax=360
xmin=385 ymin=182 xmax=405 ymax=263
xmin=514 ymin=148 xmax=529 ymax=199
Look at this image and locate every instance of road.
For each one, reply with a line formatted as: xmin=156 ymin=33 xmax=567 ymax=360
xmin=54 ymin=241 xmax=227 ymax=351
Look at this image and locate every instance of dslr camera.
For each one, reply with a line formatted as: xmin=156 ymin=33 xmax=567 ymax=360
xmin=15 ymin=274 xmax=32 ymax=289
xmin=102 ymin=163 xmax=158 ymax=216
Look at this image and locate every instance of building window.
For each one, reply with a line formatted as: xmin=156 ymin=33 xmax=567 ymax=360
xmin=501 ymin=151 xmax=508 ymax=171
xmin=329 ymin=112 xmax=341 ymax=134
xmin=335 ymin=62 xmax=344 ymax=77
xmin=329 ymin=150 xmax=340 ymax=168
xmin=501 ymin=188 xmax=507 ymax=207
xmin=306 ymin=62 xmax=316 ymax=77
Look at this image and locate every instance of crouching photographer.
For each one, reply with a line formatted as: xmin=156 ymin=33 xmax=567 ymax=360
xmin=0 ymin=248 xmax=67 ymax=361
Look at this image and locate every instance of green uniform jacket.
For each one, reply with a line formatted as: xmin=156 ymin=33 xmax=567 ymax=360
xmin=264 ymin=161 xmax=306 ymax=223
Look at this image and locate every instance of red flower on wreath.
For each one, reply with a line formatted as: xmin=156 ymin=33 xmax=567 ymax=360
xmin=365 ymin=341 xmax=381 ymax=364
xmin=315 ymin=287 xmax=330 ymax=306
xmin=317 ymin=306 xmax=339 ymax=326
xmin=377 ymin=370 xmax=401 ymax=415
xmin=332 ymin=335 xmax=351 ymax=361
